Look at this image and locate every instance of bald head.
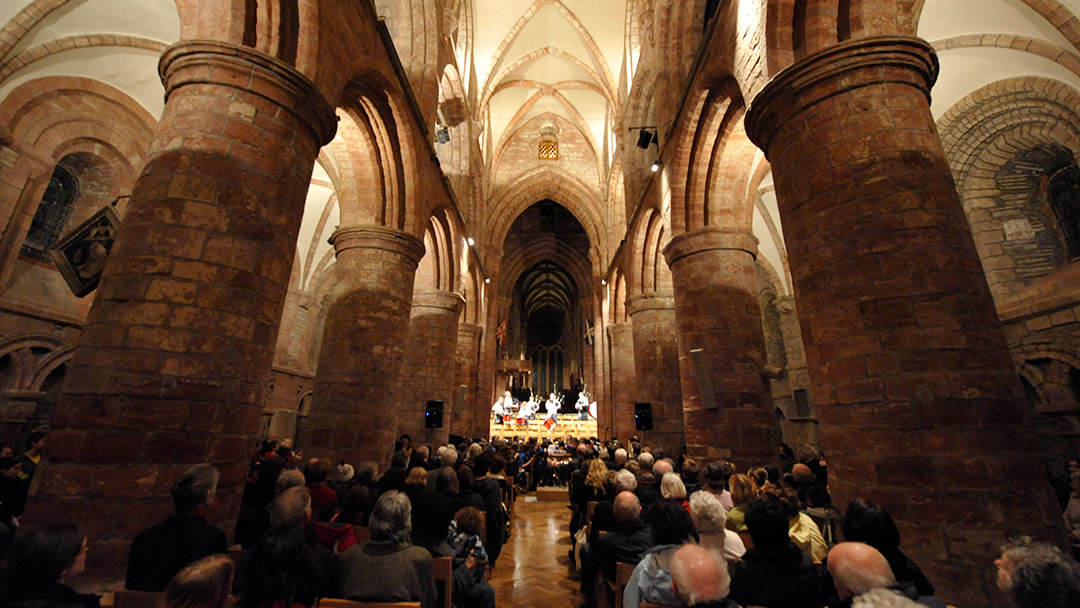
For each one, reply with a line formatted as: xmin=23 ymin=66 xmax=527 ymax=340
xmin=670 ymin=544 xmax=730 ymax=606
xmin=613 ymin=490 xmax=641 ymax=522
xmin=792 ymin=463 xmax=814 ymax=484
xmin=653 ymin=459 xmax=674 ymax=477
xmin=828 ymin=542 xmax=896 ymax=600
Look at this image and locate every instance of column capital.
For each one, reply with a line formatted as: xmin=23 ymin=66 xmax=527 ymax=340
xmin=626 ymin=292 xmax=676 ymax=316
xmin=412 ymin=289 xmax=465 ymax=313
xmin=160 ymin=40 xmax=337 ymax=146
xmin=330 ymin=225 xmax=426 ymax=265
xmin=745 ymin=36 xmax=938 ymax=156
xmin=662 ymin=227 xmax=757 ymax=267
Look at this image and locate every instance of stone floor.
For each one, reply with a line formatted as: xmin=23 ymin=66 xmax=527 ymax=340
xmin=490 ymin=496 xmax=582 ymax=607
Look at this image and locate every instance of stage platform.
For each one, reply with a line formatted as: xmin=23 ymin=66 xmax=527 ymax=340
xmin=489 ymin=413 xmax=597 ymax=441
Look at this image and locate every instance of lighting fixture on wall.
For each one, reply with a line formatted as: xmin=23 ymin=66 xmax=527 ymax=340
xmin=467 ymin=237 xmax=475 ymax=246
xmin=651 ymin=160 xmax=663 ymax=173
xmin=435 ymin=124 xmax=450 ymax=144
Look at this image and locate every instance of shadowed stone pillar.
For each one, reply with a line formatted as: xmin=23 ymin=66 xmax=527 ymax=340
xmin=745 ymin=36 xmax=1064 ymax=607
xmin=28 ymin=41 xmax=336 ymax=577
xmin=398 ymin=289 xmax=465 ymax=448
xmin=453 ymin=322 xmax=482 ymax=437
xmin=664 ymin=229 xmax=775 ymax=466
xmin=306 ymin=226 xmax=425 ymax=466
xmin=607 ymin=321 xmax=637 ymax=443
xmin=627 ymin=294 xmax=686 ymax=456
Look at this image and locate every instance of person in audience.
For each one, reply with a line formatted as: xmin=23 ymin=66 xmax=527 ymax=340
xmin=379 ymin=450 xmax=411 ymax=494
xmin=1065 ymin=471 xmax=1080 ymax=543
xmin=702 ymin=461 xmax=735 ymax=510
xmin=682 ymin=458 xmax=702 ymax=495
xmin=16 ymin=431 xmax=46 ymax=488
xmin=453 ymin=466 xmax=486 ymax=513
xmin=747 ymin=466 xmax=770 ymax=491
xmin=624 ymin=500 xmax=700 ymax=608
xmin=638 ymin=459 xmax=670 ymax=509
xmin=764 ymin=464 xmax=781 ymax=486
xmin=339 ymin=491 xmax=436 ymax=607
xmin=670 ymin=543 xmax=737 ymax=608
xmin=842 ymin=498 xmax=934 ymax=596
xmin=768 ymin=486 xmax=828 ymax=564
xmin=993 ymin=535 xmax=1080 ymax=608
xmin=3 ymin=522 xmax=94 ymax=608
xmin=661 ymin=472 xmax=690 ymax=512
xmin=355 ymin=461 xmax=379 ymax=489
xmin=236 ymin=486 xmax=338 ymax=605
xmin=572 ymin=457 xmax=609 ymax=541
xmin=472 ymin=453 xmax=507 ymax=566
xmin=582 ymin=491 xmax=653 ymax=606
xmin=304 ymin=458 xmax=339 ymax=522
xmin=828 ymin=542 xmax=946 ymax=608
xmin=436 ymin=507 xmax=495 ymax=608
xmin=409 ymin=445 xmax=432 ymax=471
xmin=328 ymin=461 xmax=354 ymax=499
xmin=689 ymin=490 xmax=745 ymax=568
xmin=589 ymin=468 xmax=637 ymax=546
xmin=636 ymin=452 xmax=656 ymax=485
xmin=334 ymin=484 xmax=372 ymax=526
xmin=614 ymin=448 xmax=629 ymax=470
xmin=725 ymin=473 xmax=757 ymax=533
xmin=276 ymin=468 xmax=306 ymax=496
xmin=730 ymin=496 xmax=822 ymax=608
xmin=126 ymin=464 xmax=228 ymax=591
xmin=164 ymin=554 xmax=234 ymax=608
xmin=411 ymin=467 xmax=453 ymax=552
xmin=0 ymin=456 xmax=23 ymax=556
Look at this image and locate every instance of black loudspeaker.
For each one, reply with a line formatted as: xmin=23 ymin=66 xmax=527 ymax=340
xmin=634 ymin=402 xmax=653 ymax=431
xmin=425 ymin=400 xmax=444 ymax=429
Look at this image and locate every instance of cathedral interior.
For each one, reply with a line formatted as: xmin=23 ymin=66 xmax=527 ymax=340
xmin=1 ymin=0 xmax=1080 ymax=606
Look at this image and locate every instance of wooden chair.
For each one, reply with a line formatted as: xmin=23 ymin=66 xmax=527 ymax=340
xmin=615 ymin=561 xmax=635 ymax=608
xmin=318 ymin=601 xmax=421 ymax=608
xmin=432 ymin=556 xmax=453 ymax=608
xmin=111 ymin=590 xmax=163 ymax=608
xmin=584 ymin=500 xmax=599 ymax=540
xmin=227 ymin=543 xmax=245 ymax=565
xmin=353 ymin=526 xmax=372 ymax=545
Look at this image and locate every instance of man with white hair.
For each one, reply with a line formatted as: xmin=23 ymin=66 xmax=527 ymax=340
xmin=588 ymin=469 xmax=639 ymax=544
xmin=829 ymin=542 xmax=947 ymax=608
xmin=614 ymin=448 xmax=629 ymax=469
xmin=637 ymin=457 xmax=670 ymax=508
xmin=669 ymin=544 xmax=737 ymax=607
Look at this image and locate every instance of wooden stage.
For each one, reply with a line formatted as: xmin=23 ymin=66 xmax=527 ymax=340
xmin=489 ymin=413 xmax=598 ymax=441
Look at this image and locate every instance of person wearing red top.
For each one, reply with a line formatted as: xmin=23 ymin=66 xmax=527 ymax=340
xmin=303 ymin=458 xmax=339 ymax=522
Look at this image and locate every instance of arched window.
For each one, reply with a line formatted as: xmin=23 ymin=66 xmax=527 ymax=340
xmin=22 ymin=165 xmax=78 ymax=261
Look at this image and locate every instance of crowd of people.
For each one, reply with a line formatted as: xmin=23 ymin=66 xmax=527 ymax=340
xmin=0 ymin=431 xmax=1078 ymax=608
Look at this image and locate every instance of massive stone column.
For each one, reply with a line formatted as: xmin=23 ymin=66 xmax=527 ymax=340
xmin=627 ymin=294 xmax=686 ymax=456
xmin=305 ymin=226 xmax=425 ymax=466
xmin=398 ymin=290 xmax=465 ymax=448
xmin=607 ymin=321 xmax=637 ymax=443
xmin=453 ymin=322 xmax=482 ymax=437
xmin=744 ymin=36 xmax=1063 ymax=607
xmin=30 ymin=41 xmax=336 ymax=575
xmin=663 ymin=229 xmax=775 ymax=466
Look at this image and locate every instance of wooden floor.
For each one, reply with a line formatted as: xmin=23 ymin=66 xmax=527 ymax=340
xmin=490 ymin=496 xmax=582 ymax=607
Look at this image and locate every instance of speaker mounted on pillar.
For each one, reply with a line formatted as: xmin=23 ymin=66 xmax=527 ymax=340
xmin=425 ymin=400 xmax=444 ymax=429
xmin=634 ymin=402 xmax=653 ymax=431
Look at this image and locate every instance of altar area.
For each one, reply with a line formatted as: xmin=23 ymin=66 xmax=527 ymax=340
xmin=488 ymin=413 xmax=598 ymax=441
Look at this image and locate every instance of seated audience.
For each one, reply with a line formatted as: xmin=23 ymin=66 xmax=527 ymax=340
xmin=730 ymin=496 xmax=822 ymax=608
xmin=236 ymin=487 xmax=338 ymax=607
xmin=472 ymin=453 xmax=507 ymax=566
xmin=701 ymin=461 xmax=735 ymax=510
xmin=670 ymin=544 xmax=737 ymax=608
xmin=589 ymin=469 xmax=636 ymax=545
xmin=453 ymin=466 xmax=487 ymax=513
xmin=339 ymin=490 xmax=436 ymax=608
xmin=689 ymin=491 xmax=745 ymax=568
xmin=994 ymin=536 xmax=1080 ymax=608
xmin=164 ymin=554 xmax=234 ymax=608
xmin=3 ymin=522 xmax=94 ymax=608
xmin=769 ymin=487 xmax=828 ymax=564
xmin=379 ymin=450 xmax=411 ymax=494
xmin=842 ymin=498 xmax=934 ymax=596
xmin=660 ymin=472 xmax=690 ymax=512
xmin=304 ymin=459 xmax=339 ymax=522
xmin=725 ymin=473 xmax=757 ymax=533
xmin=436 ymin=507 xmax=495 ymax=608
xmin=624 ymin=500 xmax=700 ymax=608
xmin=582 ymin=491 xmax=652 ymax=605
xmin=126 ymin=464 xmax=228 ymax=591
xmin=748 ymin=466 xmax=770 ymax=491
xmin=828 ymin=542 xmax=946 ymax=608
xmin=572 ymin=458 xmax=609 ymax=539
xmin=682 ymin=458 xmax=702 ymax=495
xmin=276 ymin=469 xmax=306 ymax=495
xmin=334 ymin=484 xmax=373 ymax=527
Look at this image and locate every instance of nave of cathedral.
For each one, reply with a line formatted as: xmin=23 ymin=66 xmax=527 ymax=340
xmin=1 ymin=0 xmax=1080 ymax=607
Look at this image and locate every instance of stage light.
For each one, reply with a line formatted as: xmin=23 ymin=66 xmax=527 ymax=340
xmin=485 ymin=278 xmax=491 ymax=284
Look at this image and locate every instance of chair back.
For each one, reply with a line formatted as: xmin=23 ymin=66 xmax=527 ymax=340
xmin=615 ymin=561 xmax=635 ymax=608
xmin=318 ymin=601 xmax=421 ymax=608
xmin=112 ymin=590 xmax=162 ymax=608
xmin=584 ymin=500 xmax=598 ymax=539
xmin=432 ymin=556 xmax=452 ymax=608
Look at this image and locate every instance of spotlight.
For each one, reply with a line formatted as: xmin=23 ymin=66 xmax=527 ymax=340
xmin=636 ymin=129 xmax=657 ymax=150
xmin=651 ymin=160 xmax=662 ymax=173
xmin=467 ymin=237 xmax=475 ymax=246
xmin=601 ymin=279 xmax=607 ymax=285
xmin=435 ymin=124 xmax=450 ymax=144
xmin=485 ymin=278 xmax=491 ymax=284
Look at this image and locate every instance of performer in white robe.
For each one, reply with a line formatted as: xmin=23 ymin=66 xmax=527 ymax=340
xmin=545 ymin=394 xmax=559 ymax=419
xmin=575 ymin=392 xmax=590 ymax=420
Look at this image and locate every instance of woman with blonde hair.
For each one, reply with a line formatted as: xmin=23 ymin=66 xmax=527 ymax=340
xmin=661 ymin=472 xmax=689 ymax=512
xmin=164 ymin=554 xmax=234 ymax=608
xmin=726 ymin=474 xmax=758 ymax=533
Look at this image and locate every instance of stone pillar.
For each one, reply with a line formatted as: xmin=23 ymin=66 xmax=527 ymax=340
xmin=627 ymin=294 xmax=686 ymax=456
xmin=305 ymin=226 xmax=425 ymax=466
xmin=663 ymin=229 xmax=775 ymax=467
xmin=29 ymin=41 xmax=336 ymax=576
xmin=744 ymin=36 xmax=1063 ymax=607
xmin=606 ymin=321 xmax=637 ymax=443
xmin=398 ymin=289 xmax=465 ymax=448
xmin=453 ymin=323 xmax=482 ymax=437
